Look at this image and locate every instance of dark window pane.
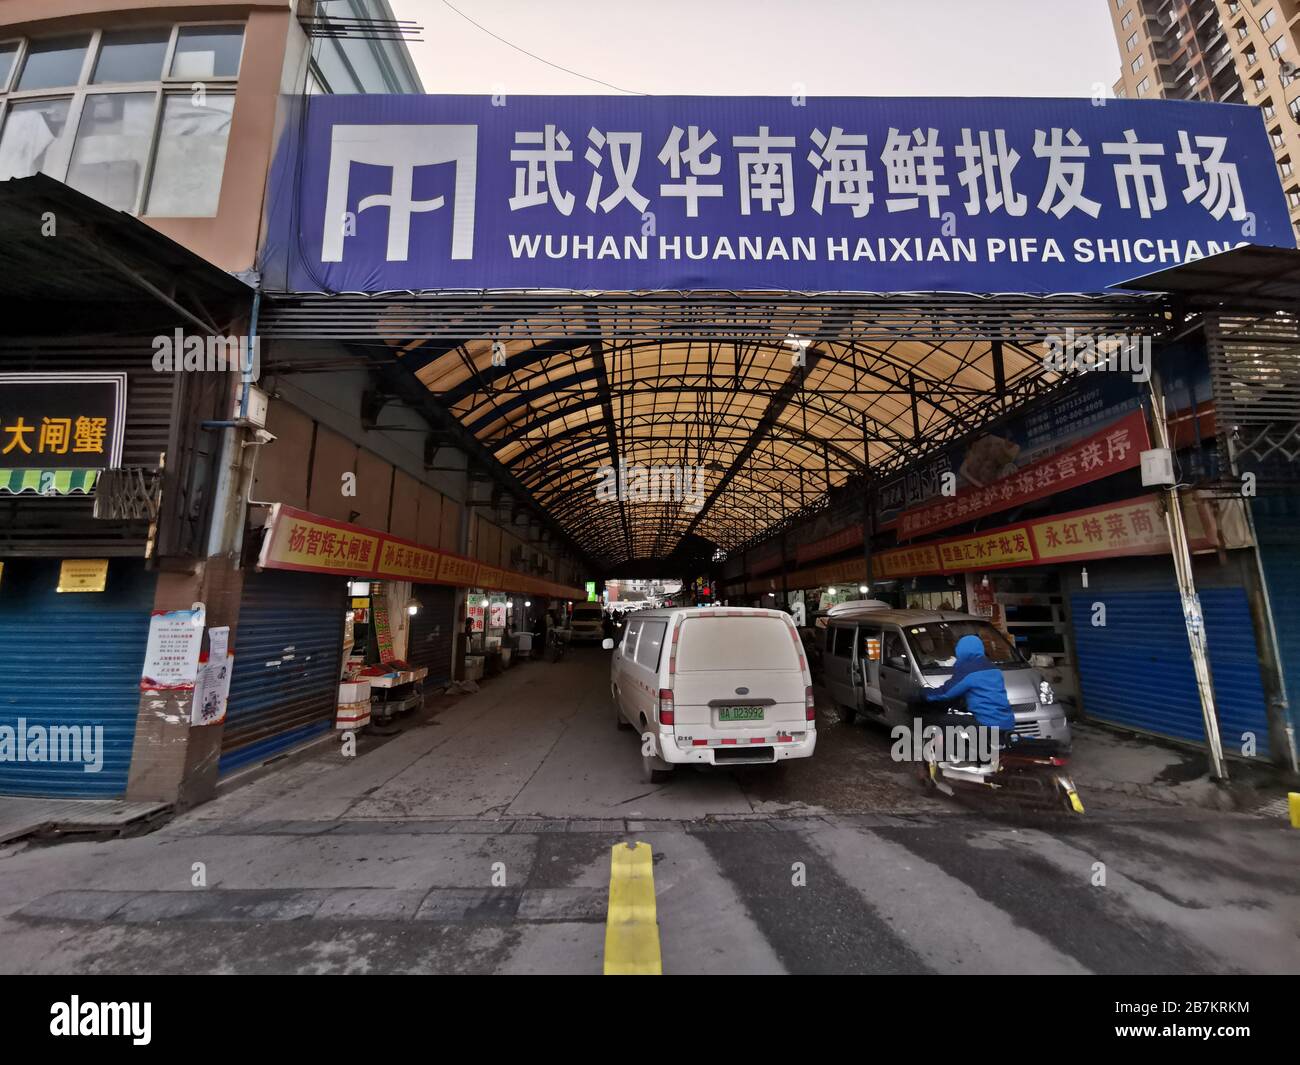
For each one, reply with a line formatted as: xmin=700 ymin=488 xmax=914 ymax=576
xmin=92 ymin=28 xmax=169 ymax=84
xmin=170 ymin=26 xmax=244 ymax=79
xmin=16 ymin=35 xmax=90 ymax=90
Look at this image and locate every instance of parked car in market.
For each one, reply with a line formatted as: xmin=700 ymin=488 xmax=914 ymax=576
xmin=569 ymin=604 xmax=606 ymax=643
xmin=820 ymin=601 xmax=1070 ymax=743
xmin=605 ymin=606 xmax=816 ymax=782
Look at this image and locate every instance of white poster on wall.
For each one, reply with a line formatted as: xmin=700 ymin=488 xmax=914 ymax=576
xmin=191 ymin=653 xmax=234 ymax=726
xmin=140 ymin=608 xmax=204 ymax=691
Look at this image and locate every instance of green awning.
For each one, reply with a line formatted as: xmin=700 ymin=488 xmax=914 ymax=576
xmin=0 ymin=469 xmax=100 ymax=495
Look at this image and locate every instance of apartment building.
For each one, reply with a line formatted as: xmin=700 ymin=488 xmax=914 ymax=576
xmin=1109 ymin=0 xmax=1300 ymax=241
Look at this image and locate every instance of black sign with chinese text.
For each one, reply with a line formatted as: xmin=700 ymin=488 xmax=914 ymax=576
xmin=0 ymin=373 xmax=127 ymax=470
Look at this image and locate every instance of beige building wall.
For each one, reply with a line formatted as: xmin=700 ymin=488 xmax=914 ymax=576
xmin=1107 ymin=0 xmax=1300 ymax=243
xmin=0 ymin=1 xmax=294 ymax=272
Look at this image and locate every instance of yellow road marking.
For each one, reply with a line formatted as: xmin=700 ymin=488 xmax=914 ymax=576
xmin=604 ymin=841 xmax=662 ymax=975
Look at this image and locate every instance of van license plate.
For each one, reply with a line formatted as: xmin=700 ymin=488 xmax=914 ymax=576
xmin=719 ymin=706 xmax=764 ymax=721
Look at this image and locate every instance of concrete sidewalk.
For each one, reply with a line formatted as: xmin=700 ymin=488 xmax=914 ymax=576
xmin=0 ymin=797 xmax=170 ymax=845
xmin=1067 ymin=721 xmax=1295 ymax=816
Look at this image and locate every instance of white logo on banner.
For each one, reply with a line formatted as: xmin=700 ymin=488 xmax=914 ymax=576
xmin=321 ymin=124 xmax=478 ymax=262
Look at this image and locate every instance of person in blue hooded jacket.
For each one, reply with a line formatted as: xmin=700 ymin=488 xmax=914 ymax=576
xmin=922 ymin=633 xmax=1015 ymax=761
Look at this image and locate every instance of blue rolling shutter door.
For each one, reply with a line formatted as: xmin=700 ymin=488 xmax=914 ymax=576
xmin=0 ymin=558 xmax=156 ymax=797
xmin=1070 ymin=587 xmax=1271 ymax=757
xmin=219 ymin=569 xmax=345 ymax=775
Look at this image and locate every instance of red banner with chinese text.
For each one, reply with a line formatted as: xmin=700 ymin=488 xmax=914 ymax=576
xmin=890 ymin=409 xmax=1150 ymax=540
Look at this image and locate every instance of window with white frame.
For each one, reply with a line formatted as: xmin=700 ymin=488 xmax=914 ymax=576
xmin=0 ymin=23 xmax=244 ymax=217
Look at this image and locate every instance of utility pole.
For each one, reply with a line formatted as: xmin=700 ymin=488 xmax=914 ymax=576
xmin=1148 ymin=365 xmax=1228 ymax=781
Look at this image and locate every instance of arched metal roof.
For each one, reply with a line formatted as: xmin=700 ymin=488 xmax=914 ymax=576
xmin=261 ymin=291 xmax=1166 ymax=567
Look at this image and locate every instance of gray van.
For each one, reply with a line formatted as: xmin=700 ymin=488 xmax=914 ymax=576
xmin=820 ymin=603 xmax=1070 ymax=742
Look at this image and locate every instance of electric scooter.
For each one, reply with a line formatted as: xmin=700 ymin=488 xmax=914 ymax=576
xmin=920 ymin=732 xmax=1085 ymax=814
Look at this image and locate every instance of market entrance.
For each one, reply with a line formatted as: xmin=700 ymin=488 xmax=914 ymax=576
xmin=252 ymin=91 xmax=1299 ymax=774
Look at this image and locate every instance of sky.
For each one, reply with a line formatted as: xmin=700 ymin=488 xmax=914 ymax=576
xmin=388 ymin=0 xmax=1121 ymax=98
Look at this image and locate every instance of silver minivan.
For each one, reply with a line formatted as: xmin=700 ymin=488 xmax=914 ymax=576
xmin=820 ymin=602 xmax=1070 ymax=743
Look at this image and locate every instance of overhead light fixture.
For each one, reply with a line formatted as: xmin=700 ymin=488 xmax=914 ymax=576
xmin=524 ymin=600 xmax=532 ymax=607
xmin=407 ymin=599 xmax=421 ymax=616
xmin=827 ymin=587 xmax=837 ymax=595
xmin=858 ymin=584 xmax=869 ymax=594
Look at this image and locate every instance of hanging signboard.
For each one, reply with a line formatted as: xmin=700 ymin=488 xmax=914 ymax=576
xmin=372 ymin=591 xmax=397 ymax=664
xmin=877 ymin=371 xmax=1143 ymax=526
xmin=263 ymin=95 xmax=1291 ymax=295
xmin=872 ymin=494 xmax=1214 ymax=578
xmin=893 ymin=407 xmax=1151 ymax=540
xmin=256 ymin=504 xmax=586 ymax=598
xmin=0 ymin=373 xmax=126 ymax=470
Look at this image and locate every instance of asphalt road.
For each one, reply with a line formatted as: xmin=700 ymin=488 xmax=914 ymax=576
xmin=0 ymin=647 xmax=1295 ymax=974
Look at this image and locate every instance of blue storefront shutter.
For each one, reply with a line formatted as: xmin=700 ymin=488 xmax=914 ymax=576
xmin=219 ymin=568 xmax=345 ymax=775
xmin=1070 ymin=587 xmax=1272 ymax=757
xmin=0 ymin=558 xmax=156 ymax=797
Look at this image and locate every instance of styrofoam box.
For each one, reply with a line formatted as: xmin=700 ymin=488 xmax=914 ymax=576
xmin=336 ymin=700 xmax=371 ymax=729
xmin=338 ymin=681 xmax=371 ymax=703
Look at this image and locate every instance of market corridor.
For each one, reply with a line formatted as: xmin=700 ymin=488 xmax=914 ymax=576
xmin=191 ymin=646 xmax=924 ymax=823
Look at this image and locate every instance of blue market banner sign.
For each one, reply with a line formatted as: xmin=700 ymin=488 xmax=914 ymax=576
xmin=877 ymin=371 xmax=1144 ymax=527
xmin=263 ymin=95 xmax=1291 ymax=295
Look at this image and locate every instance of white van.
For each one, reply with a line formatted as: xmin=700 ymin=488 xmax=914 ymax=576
xmin=607 ymin=606 xmax=816 ymax=782
xmin=570 ymin=603 xmax=605 ymax=643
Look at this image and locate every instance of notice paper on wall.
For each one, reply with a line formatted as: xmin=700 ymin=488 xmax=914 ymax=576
xmin=191 ymin=652 xmax=234 ymax=726
xmin=140 ymin=608 xmax=204 ymax=691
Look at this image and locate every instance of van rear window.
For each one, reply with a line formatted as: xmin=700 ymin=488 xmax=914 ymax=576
xmin=675 ymin=616 xmax=799 ymax=672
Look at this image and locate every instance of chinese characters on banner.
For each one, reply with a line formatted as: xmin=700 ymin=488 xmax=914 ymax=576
xmin=268 ymin=96 xmax=1293 ymax=294
xmin=894 ymin=409 xmax=1150 ymax=539
xmin=257 ymin=505 xmax=585 ymax=599
xmin=0 ymin=373 xmax=126 ymax=470
xmin=873 ymin=495 xmax=1201 ymax=578
xmin=371 ymin=592 xmax=396 ymax=664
